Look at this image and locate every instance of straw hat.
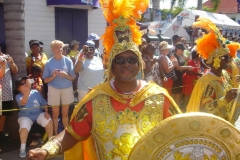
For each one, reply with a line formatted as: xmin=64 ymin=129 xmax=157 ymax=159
xmin=159 ymin=41 xmax=173 ymax=50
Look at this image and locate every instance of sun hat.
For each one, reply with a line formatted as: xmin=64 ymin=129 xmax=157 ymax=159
xmin=159 ymin=41 xmax=173 ymax=50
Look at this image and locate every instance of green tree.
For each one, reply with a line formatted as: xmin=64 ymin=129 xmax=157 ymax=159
xmin=168 ymin=0 xmax=221 ymax=11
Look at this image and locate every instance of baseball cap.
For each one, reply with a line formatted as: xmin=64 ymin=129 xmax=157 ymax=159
xmin=85 ymin=40 xmax=95 ymax=48
xmin=29 ymin=40 xmax=40 ymax=47
xmin=70 ymin=40 xmax=80 ymax=47
xmin=172 ymin=35 xmax=182 ymax=42
xmin=175 ymin=43 xmax=185 ymax=51
xmin=87 ymin=33 xmax=100 ymax=41
xmin=29 ymin=39 xmax=38 ymax=46
xmin=39 ymin=41 xmax=44 ymax=47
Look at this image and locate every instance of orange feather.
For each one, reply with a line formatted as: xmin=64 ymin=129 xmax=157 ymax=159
xmin=227 ymin=42 xmax=240 ymax=58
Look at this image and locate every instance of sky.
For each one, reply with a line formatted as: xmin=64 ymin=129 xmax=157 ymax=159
xmin=160 ymin=0 xmax=208 ymax=9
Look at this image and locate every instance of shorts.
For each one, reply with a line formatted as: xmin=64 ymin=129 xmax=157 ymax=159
xmin=78 ymin=90 xmax=88 ymax=102
xmin=162 ymin=78 xmax=173 ymax=94
xmin=18 ymin=113 xmax=52 ymax=131
xmin=48 ymin=86 xmax=74 ymax=106
xmin=1 ymin=101 xmax=13 ymax=116
xmin=171 ymin=79 xmax=183 ymax=94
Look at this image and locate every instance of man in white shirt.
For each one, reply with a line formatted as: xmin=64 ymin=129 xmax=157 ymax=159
xmin=87 ymin=33 xmax=101 ymax=58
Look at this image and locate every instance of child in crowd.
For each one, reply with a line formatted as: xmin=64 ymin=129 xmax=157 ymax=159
xmin=28 ymin=65 xmax=46 ymax=100
xmin=15 ymin=77 xmax=53 ymax=158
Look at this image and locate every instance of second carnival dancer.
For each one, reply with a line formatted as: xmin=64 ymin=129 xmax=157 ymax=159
xmin=27 ymin=0 xmax=182 ymax=159
xmin=186 ymin=18 xmax=240 ymax=124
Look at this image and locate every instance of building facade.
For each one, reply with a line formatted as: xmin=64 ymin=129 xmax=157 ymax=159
xmin=203 ymin=0 xmax=240 ymax=24
xmin=0 ymin=0 xmax=106 ymax=57
xmin=0 ymin=0 xmax=106 ymax=139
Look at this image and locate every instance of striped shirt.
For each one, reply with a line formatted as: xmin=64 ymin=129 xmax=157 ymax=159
xmin=159 ymin=54 xmax=175 ymax=79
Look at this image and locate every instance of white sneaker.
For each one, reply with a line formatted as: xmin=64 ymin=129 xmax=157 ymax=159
xmin=19 ymin=149 xmax=26 ymax=158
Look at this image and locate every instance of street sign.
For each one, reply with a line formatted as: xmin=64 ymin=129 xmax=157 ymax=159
xmin=238 ymin=4 xmax=240 ymax=13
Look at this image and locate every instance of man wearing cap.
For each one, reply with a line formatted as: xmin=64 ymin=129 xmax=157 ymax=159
xmin=27 ymin=0 xmax=181 ymax=159
xmin=171 ymin=35 xmax=186 ymax=58
xmin=26 ymin=40 xmax=48 ymax=75
xmin=172 ymin=35 xmax=182 ymax=46
xmin=87 ymin=33 xmax=101 ymax=58
xmin=74 ymin=40 xmax=104 ymax=101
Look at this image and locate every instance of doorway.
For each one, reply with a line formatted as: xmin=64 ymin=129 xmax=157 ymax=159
xmin=55 ymin=8 xmax=88 ymax=48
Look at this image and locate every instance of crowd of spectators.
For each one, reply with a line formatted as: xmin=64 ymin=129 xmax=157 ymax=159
xmin=0 ymin=33 xmax=105 ymax=157
xmin=139 ymin=33 xmax=212 ymax=111
xmin=1 ymin=29 xmax=240 ymax=157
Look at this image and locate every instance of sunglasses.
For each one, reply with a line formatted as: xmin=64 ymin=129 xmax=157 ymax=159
xmin=19 ymin=82 xmax=26 ymax=86
xmin=113 ymin=57 xmax=139 ymax=65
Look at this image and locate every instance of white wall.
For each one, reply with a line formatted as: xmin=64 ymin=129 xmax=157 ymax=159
xmin=25 ymin=0 xmax=55 ymax=57
xmin=88 ymin=8 xmax=106 ymax=53
xmin=24 ymin=0 xmax=106 ymax=57
xmin=226 ymin=13 xmax=240 ymax=25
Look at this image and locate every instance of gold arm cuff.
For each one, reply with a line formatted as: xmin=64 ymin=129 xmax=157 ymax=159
xmin=41 ymin=136 xmax=62 ymax=160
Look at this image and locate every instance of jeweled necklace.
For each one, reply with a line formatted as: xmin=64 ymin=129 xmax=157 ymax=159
xmin=113 ymin=81 xmax=141 ymax=99
xmin=147 ymin=55 xmax=154 ymax=61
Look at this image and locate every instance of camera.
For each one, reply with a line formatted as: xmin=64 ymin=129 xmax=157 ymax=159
xmin=55 ymin=69 xmax=60 ymax=72
xmin=28 ymin=79 xmax=35 ymax=84
xmin=84 ymin=46 xmax=94 ymax=53
xmin=0 ymin=55 xmax=8 ymax=62
xmin=3 ymin=55 xmax=9 ymax=60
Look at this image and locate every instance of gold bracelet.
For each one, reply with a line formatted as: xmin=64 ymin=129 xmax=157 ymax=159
xmin=41 ymin=136 xmax=62 ymax=159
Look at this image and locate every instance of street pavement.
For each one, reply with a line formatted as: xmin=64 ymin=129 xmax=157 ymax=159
xmin=0 ymin=147 xmax=63 ymax=160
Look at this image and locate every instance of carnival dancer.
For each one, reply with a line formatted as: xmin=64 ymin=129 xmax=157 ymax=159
xmin=186 ymin=18 xmax=240 ymax=123
xmin=27 ymin=0 xmax=182 ymax=159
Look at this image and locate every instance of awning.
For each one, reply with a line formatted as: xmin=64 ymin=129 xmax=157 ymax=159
xmin=47 ymin=0 xmax=99 ymax=8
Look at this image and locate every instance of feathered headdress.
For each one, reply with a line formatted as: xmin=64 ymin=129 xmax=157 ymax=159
xmin=100 ymin=0 xmax=149 ymax=81
xmin=193 ymin=18 xmax=240 ymax=64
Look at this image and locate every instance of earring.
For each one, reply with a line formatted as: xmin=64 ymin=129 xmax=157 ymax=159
xmin=213 ymin=57 xmax=220 ymax=69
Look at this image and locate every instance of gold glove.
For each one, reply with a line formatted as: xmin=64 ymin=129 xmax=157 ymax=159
xmin=41 ymin=136 xmax=62 ymax=159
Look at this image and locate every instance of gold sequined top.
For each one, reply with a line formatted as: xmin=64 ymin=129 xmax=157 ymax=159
xmin=92 ymin=94 xmax=172 ymax=159
xmin=67 ymin=81 xmax=181 ymax=160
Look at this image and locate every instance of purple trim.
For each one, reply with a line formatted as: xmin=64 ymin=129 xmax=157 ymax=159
xmin=47 ymin=0 xmax=99 ymax=8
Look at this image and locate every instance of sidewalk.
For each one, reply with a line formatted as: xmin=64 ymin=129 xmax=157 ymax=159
xmin=0 ymin=147 xmax=63 ymax=160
